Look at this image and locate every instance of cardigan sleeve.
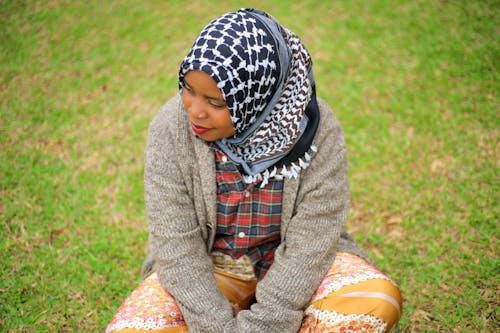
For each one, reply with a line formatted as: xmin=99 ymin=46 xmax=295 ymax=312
xmin=231 ymin=101 xmax=350 ymax=333
xmin=144 ymin=100 xmax=236 ymax=332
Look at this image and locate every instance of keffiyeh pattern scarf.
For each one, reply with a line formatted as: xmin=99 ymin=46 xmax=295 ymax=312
xmin=179 ymin=8 xmax=319 ymax=185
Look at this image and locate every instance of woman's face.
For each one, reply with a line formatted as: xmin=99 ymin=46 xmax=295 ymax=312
xmin=181 ymin=70 xmax=235 ymax=142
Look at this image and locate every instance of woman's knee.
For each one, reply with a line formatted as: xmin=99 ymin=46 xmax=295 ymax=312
xmin=305 ymin=278 xmax=402 ymax=332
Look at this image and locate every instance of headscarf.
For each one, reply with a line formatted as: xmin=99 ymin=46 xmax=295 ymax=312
xmin=179 ymin=8 xmax=320 ymax=186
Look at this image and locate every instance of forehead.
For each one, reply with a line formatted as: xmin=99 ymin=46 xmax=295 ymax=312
xmin=184 ymin=70 xmax=225 ymax=99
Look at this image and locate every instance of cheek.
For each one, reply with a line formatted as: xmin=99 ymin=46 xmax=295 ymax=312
xmin=181 ymin=90 xmax=191 ymax=109
xmin=218 ymin=112 xmax=235 ymax=133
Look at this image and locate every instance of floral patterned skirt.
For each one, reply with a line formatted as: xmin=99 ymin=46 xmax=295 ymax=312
xmin=106 ymin=253 xmax=402 ymax=333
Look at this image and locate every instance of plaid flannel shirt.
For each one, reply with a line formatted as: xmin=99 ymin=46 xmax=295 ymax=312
xmin=213 ymin=150 xmax=284 ymax=279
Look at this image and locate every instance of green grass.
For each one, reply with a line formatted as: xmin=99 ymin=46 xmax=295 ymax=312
xmin=1 ymin=0 xmax=498 ymax=332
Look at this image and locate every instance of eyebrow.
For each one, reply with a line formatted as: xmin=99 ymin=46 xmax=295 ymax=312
xmin=184 ymin=79 xmax=226 ymax=103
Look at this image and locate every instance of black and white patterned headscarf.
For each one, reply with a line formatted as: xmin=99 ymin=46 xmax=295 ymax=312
xmin=179 ymin=8 xmax=320 ymax=185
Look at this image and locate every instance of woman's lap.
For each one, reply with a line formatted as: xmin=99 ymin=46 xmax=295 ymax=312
xmin=106 ymin=253 xmax=401 ymax=333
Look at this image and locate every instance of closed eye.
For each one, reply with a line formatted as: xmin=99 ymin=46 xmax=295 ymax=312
xmin=183 ymin=82 xmax=194 ymax=94
xmin=208 ymin=99 xmax=226 ymax=109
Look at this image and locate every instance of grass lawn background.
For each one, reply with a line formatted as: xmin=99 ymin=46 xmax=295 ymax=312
xmin=1 ymin=0 xmax=498 ymax=331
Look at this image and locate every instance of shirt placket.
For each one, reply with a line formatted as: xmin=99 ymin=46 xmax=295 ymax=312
xmin=232 ymin=182 xmax=256 ymax=256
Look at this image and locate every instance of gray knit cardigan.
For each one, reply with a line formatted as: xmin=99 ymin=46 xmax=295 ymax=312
xmin=141 ymin=94 xmax=372 ymax=332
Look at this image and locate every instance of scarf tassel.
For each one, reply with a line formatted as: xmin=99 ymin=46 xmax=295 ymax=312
xmin=251 ymin=145 xmax=317 ymax=188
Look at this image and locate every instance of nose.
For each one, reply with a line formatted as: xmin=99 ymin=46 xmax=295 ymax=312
xmin=190 ymin=98 xmax=208 ymax=119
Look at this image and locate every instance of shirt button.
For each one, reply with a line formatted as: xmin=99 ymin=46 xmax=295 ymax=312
xmin=222 ymin=156 xmax=228 ymax=163
xmin=244 ymin=191 xmax=250 ymax=197
xmin=238 ymin=231 xmax=246 ymax=238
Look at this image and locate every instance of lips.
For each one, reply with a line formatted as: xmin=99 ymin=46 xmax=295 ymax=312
xmin=191 ymin=122 xmax=213 ymax=136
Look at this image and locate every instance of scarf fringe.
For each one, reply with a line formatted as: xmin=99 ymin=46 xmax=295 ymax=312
xmin=242 ymin=145 xmax=318 ymax=188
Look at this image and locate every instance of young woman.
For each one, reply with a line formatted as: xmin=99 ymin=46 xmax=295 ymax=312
xmin=106 ymin=8 xmax=402 ymax=333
